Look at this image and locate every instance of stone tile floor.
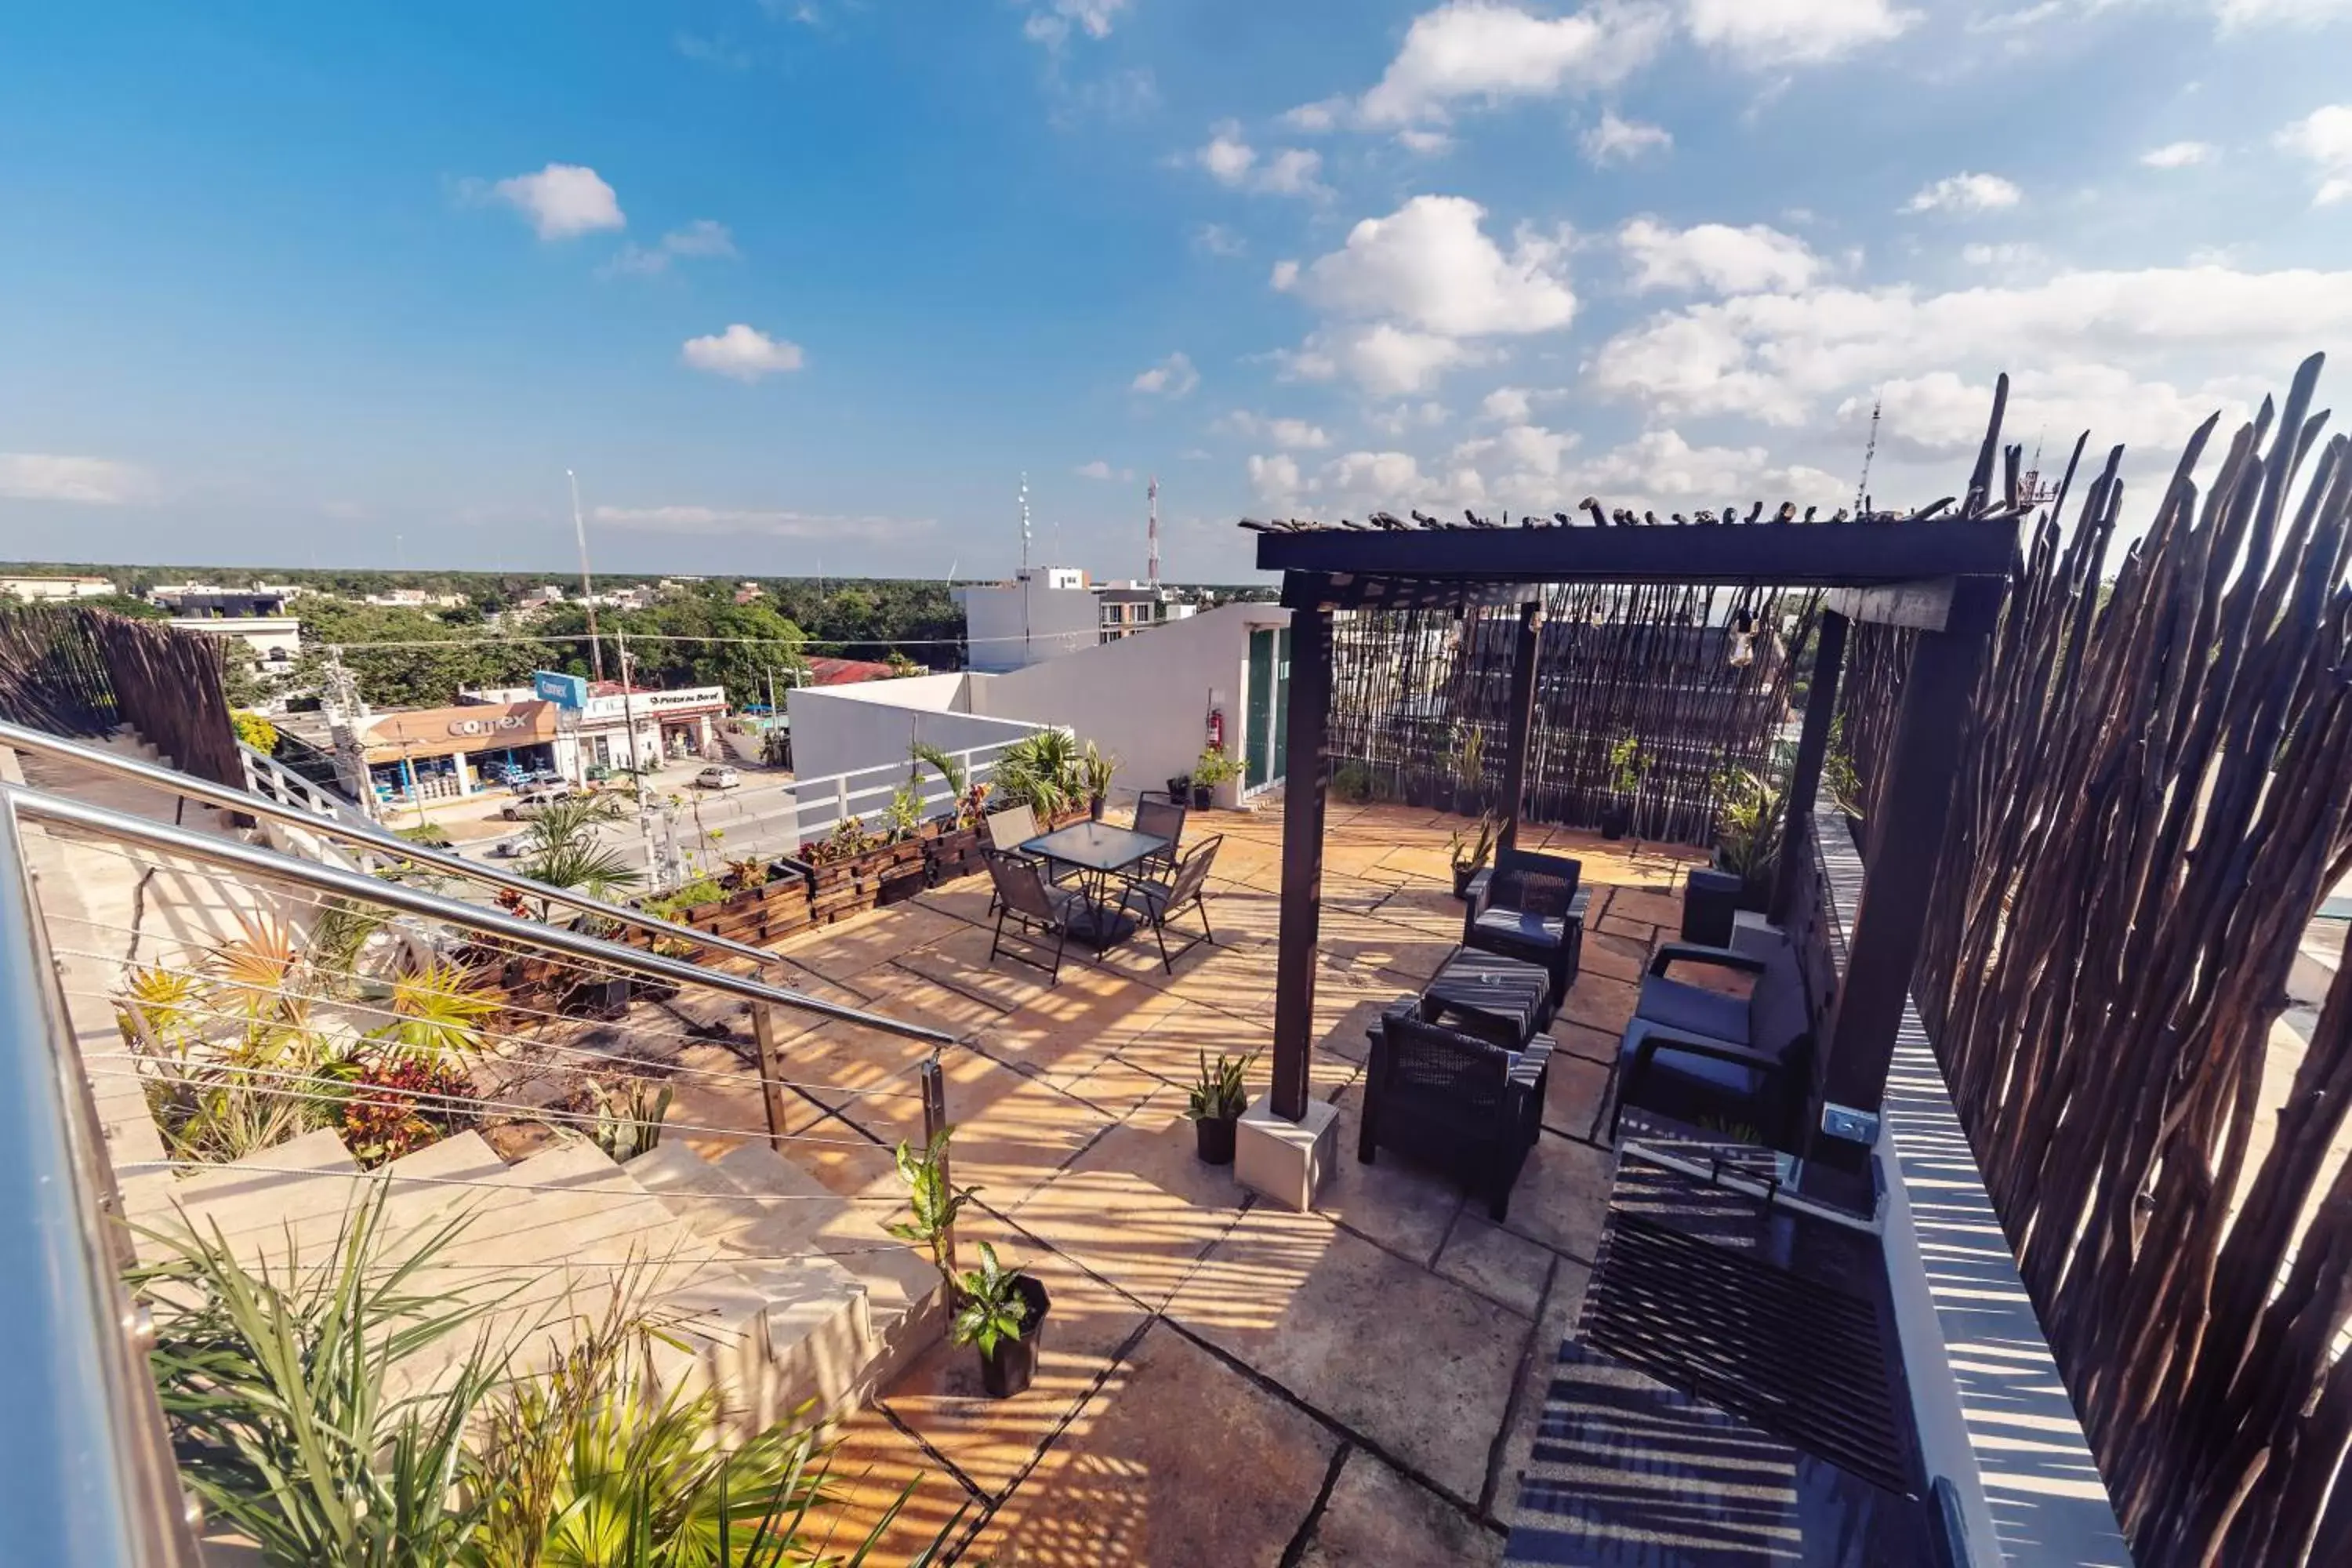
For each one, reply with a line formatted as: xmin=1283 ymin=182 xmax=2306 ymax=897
xmin=687 ymin=803 xmax=1707 ymax=1566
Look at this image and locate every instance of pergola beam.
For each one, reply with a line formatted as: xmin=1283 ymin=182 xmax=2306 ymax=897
xmin=1771 ymin=608 xmax=1849 ymax=924
xmin=1256 ymin=517 xmax=2020 ymax=587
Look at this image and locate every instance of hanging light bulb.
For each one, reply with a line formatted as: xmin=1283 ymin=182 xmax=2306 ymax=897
xmin=1727 ymin=610 xmax=1756 ymax=668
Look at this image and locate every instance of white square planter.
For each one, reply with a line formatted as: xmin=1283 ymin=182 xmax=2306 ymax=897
xmin=1234 ymin=1091 xmax=1339 ymax=1212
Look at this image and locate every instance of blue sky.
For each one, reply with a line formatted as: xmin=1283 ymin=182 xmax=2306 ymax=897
xmin=4 ymin=1 xmax=2351 ymax=583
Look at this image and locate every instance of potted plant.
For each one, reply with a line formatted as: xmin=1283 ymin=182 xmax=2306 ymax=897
xmin=1602 ymin=735 xmax=1646 ymax=840
xmin=1080 ymin=742 xmax=1118 ymax=822
xmin=1453 ymin=723 xmax=1487 ymax=817
xmin=1189 ymin=746 xmax=1242 ymax=811
xmin=1711 ymin=768 xmax=1784 ymax=911
xmin=953 ymin=1240 xmax=1051 ymax=1399
xmin=1165 ymin=771 xmax=1192 ymax=803
xmin=887 ymin=1129 xmax=1052 ymax=1399
xmin=1448 ymin=812 xmax=1498 ymax=900
xmin=1187 ymin=1050 xmax=1251 ymax=1164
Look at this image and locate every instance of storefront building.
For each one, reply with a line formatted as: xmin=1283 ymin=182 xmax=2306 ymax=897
xmin=570 ymin=684 xmax=727 ymax=774
xmin=351 ymin=701 xmax=560 ymax=805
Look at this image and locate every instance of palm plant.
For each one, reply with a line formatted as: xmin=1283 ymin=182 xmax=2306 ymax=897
xmin=909 ymin=739 xmax=967 ymax=804
xmin=132 ymin=1192 xmax=509 ymax=1567
xmin=371 ymin=956 xmax=501 ymax=1060
xmin=989 ymin=728 xmax=1082 ymax=818
xmin=520 ymin=794 xmax=643 ymax=906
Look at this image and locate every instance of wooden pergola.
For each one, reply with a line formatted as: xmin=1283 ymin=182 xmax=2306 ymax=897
xmin=1251 ymin=510 xmax=2024 ymax=1163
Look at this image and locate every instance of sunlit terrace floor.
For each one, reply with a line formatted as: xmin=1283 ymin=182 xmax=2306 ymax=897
xmin=670 ymin=800 xmax=1704 ymax=1565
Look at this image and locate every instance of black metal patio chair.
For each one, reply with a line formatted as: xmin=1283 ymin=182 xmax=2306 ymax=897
xmin=1600 ymin=938 xmax=1815 ymax=1149
xmin=1131 ymin=794 xmax=1188 ymax=878
xmin=982 ymin=847 xmax=1085 ymax=985
xmin=1360 ymin=995 xmax=1552 ymax=1221
xmin=1461 ymin=845 xmax=1590 ymax=1011
xmin=1118 ymin=832 xmax=1220 ymax=974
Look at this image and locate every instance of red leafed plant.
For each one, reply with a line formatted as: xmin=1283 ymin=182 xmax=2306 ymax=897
xmin=341 ymin=1054 xmax=477 ymax=1167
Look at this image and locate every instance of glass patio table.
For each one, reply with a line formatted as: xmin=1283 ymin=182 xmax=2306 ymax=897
xmin=1019 ymin=820 xmax=1172 ymax=953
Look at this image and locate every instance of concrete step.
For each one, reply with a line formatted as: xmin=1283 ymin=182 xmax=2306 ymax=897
xmin=630 ymin=1142 xmax=879 ymax=1428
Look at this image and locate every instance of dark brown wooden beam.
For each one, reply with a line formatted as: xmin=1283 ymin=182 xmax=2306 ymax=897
xmin=1771 ymin=608 xmax=1848 ymax=924
xmin=1823 ymin=580 xmax=1955 ymax=631
xmin=1811 ymin=579 xmax=2002 ymax=1162
xmin=1255 ymin=516 xmax=2024 ymax=588
xmin=1497 ymin=603 xmax=1543 ymax=851
xmin=1270 ymin=590 xmax=1336 ymax=1123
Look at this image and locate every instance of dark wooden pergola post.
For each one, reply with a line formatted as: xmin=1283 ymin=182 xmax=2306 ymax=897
xmin=1769 ymin=608 xmax=1849 ymax=924
xmin=1269 ymin=592 xmax=1334 ymax=1123
xmin=1812 ymin=580 xmax=2000 ymax=1161
xmin=1497 ymin=602 xmax=1543 ymax=851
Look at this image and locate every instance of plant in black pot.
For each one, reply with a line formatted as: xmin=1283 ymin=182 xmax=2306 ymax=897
xmin=1602 ymin=735 xmax=1647 ymax=840
xmin=1188 ymin=1050 xmax=1251 ymax=1164
xmin=953 ymin=1240 xmax=1051 ymax=1399
xmin=1711 ymin=767 xmax=1784 ymax=911
xmin=1448 ymin=812 xmax=1497 ymax=900
xmin=1190 ymin=746 xmax=1242 ymax=810
xmin=1451 ymin=722 xmax=1487 ymax=817
xmin=1081 ymin=742 xmax=1118 ymax=822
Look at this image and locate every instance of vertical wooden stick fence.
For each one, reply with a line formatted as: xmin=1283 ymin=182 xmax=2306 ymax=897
xmin=1838 ymin=351 xmax=2352 ymax=1566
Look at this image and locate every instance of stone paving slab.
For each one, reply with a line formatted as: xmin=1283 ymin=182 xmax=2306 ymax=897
xmin=1300 ymin=1447 xmax=1508 ymax=1568
xmin=960 ymin=1322 xmax=1339 ymax=1566
xmin=1170 ymin=1203 xmax=1530 ymax=1506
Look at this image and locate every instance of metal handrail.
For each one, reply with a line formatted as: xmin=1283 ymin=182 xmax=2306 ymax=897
xmin=0 ymin=718 xmax=786 ymax=978
xmin=1 ymin=782 xmax=957 ymax=1047
xmin=0 ymin=801 xmax=200 ymax=1566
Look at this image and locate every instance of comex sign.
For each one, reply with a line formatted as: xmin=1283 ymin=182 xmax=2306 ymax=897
xmin=445 ymin=713 xmax=530 ymax=738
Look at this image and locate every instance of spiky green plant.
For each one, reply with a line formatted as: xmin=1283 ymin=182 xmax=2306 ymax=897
xmin=949 ymin=1241 xmax=1033 ymax=1359
xmin=909 ymin=740 xmax=967 ymax=803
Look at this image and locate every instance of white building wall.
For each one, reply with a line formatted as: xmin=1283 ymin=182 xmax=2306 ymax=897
xmin=975 ymin=601 xmax=1289 ymax=809
xmin=956 ymin=575 xmax=1102 ymax=673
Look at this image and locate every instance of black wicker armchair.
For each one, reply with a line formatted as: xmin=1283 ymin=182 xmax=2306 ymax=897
xmin=1359 ymin=996 xmax=1552 ymax=1221
xmin=1461 ymin=846 xmax=1590 ymax=1011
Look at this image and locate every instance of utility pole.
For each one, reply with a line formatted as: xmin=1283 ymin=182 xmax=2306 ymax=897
xmin=569 ymin=469 xmax=604 ymax=682
xmin=1853 ymin=397 xmax=1882 ymax=518
xmin=1148 ymin=474 xmax=1160 ymax=590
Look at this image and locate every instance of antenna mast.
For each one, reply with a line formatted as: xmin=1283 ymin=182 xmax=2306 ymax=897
xmin=1018 ymin=473 xmax=1033 ymax=575
xmin=1853 ymin=396 xmax=1882 ymax=518
xmin=1147 ymin=475 xmax=1160 ymax=589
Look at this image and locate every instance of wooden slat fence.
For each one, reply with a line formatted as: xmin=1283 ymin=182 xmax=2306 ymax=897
xmin=1328 ymin=584 xmax=1810 ymax=846
xmin=0 ymin=604 xmax=241 ymax=788
xmin=1838 ymin=351 xmax=2352 ymax=1566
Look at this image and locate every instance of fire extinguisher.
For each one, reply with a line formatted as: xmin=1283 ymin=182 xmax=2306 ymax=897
xmin=1206 ymin=708 xmax=1225 ymax=752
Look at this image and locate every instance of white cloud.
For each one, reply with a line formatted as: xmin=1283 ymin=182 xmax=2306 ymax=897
xmin=1290 ymin=195 xmax=1577 ymax=336
xmin=1902 ymin=171 xmax=2024 ymax=215
xmin=1024 ymin=0 xmax=1131 ymax=49
xmin=1193 ymin=123 xmax=1328 ymax=197
xmin=1588 ymin=263 xmax=2352 ymax=428
xmin=604 ymin=219 xmax=738 ymax=277
xmin=1620 ymin=217 xmax=1821 ymax=294
xmin=1569 ymin=429 xmax=1846 ymax=504
xmin=1347 ymin=1 xmax=1671 ymax=128
xmin=1324 ymin=449 xmax=1427 ymax=495
xmin=1131 ymin=351 xmax=1200 ymax=397
xmin=1960 ymin=241 xmax=2042 ymax=268
xmin=1192 ymin=223 xmax=1247 ymax=257
xmin=481 ymin=162 xmax=625 ymax=240
xmin=1219 ymin=412 xmax=1331 ymax=448
xmin=2278 ymin=104 xmax=2352 ymax=206
xmin=1831 ymin=364 xmax=2255 ymax=465
xmin=1581 ymin=109 xmax=1672 ymax=165
xmin=1283 ymin=99 xmax=1345 ymax=132
xmin=680 ymin=324 xmax=805 ymax=381
xmin=2213 ymin=0 xmax=2352 ymax=27
xmin=1283 ymin=325 xmax=1494 ymax=395
xmin=1684 ymin=0 xmax=1918 ymax=68
xmin=1075 ymin=459 xmax=1135 ymax=481
xmin=1396 ymin=127 xmax=1456 ymax=154
xmin=2140 ymin=140 xmax=2217 ymax=169
xmin=592 ymin=504 xmax=931 ymax=539
xmin=1271 ymin=259 xmax=1301 ymax=290
xmin=1482 ymin=386 xmax=1533 ymax=421
xmin=0 ymin=453 xmax=152 ymax=504
xmin=1247 ymin=452 xmax=1303 ymax=504
xmin=1367 ymin=400 xmax=1454 ymax=436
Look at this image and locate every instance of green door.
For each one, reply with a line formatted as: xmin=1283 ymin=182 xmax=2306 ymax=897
xmin=1245 ymin=628 xmax=1275 ymax=789
xmin=1272 ymin=626 xmax=1290 ymax=785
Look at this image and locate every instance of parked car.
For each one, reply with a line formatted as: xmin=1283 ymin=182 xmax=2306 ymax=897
xmin=484 ymin=762 xmax=529 ymax=789
xmin=501 ymin=782 xmax=576 ymax=821
xmin=694 ymin=764 xmax=742 ymax=790
xmin=528 ymin=766 xmax=564 ymax=785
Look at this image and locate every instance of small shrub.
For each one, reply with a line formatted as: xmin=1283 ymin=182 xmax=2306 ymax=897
xmin=342 ymin=1053 xmax=476 ymax=1167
